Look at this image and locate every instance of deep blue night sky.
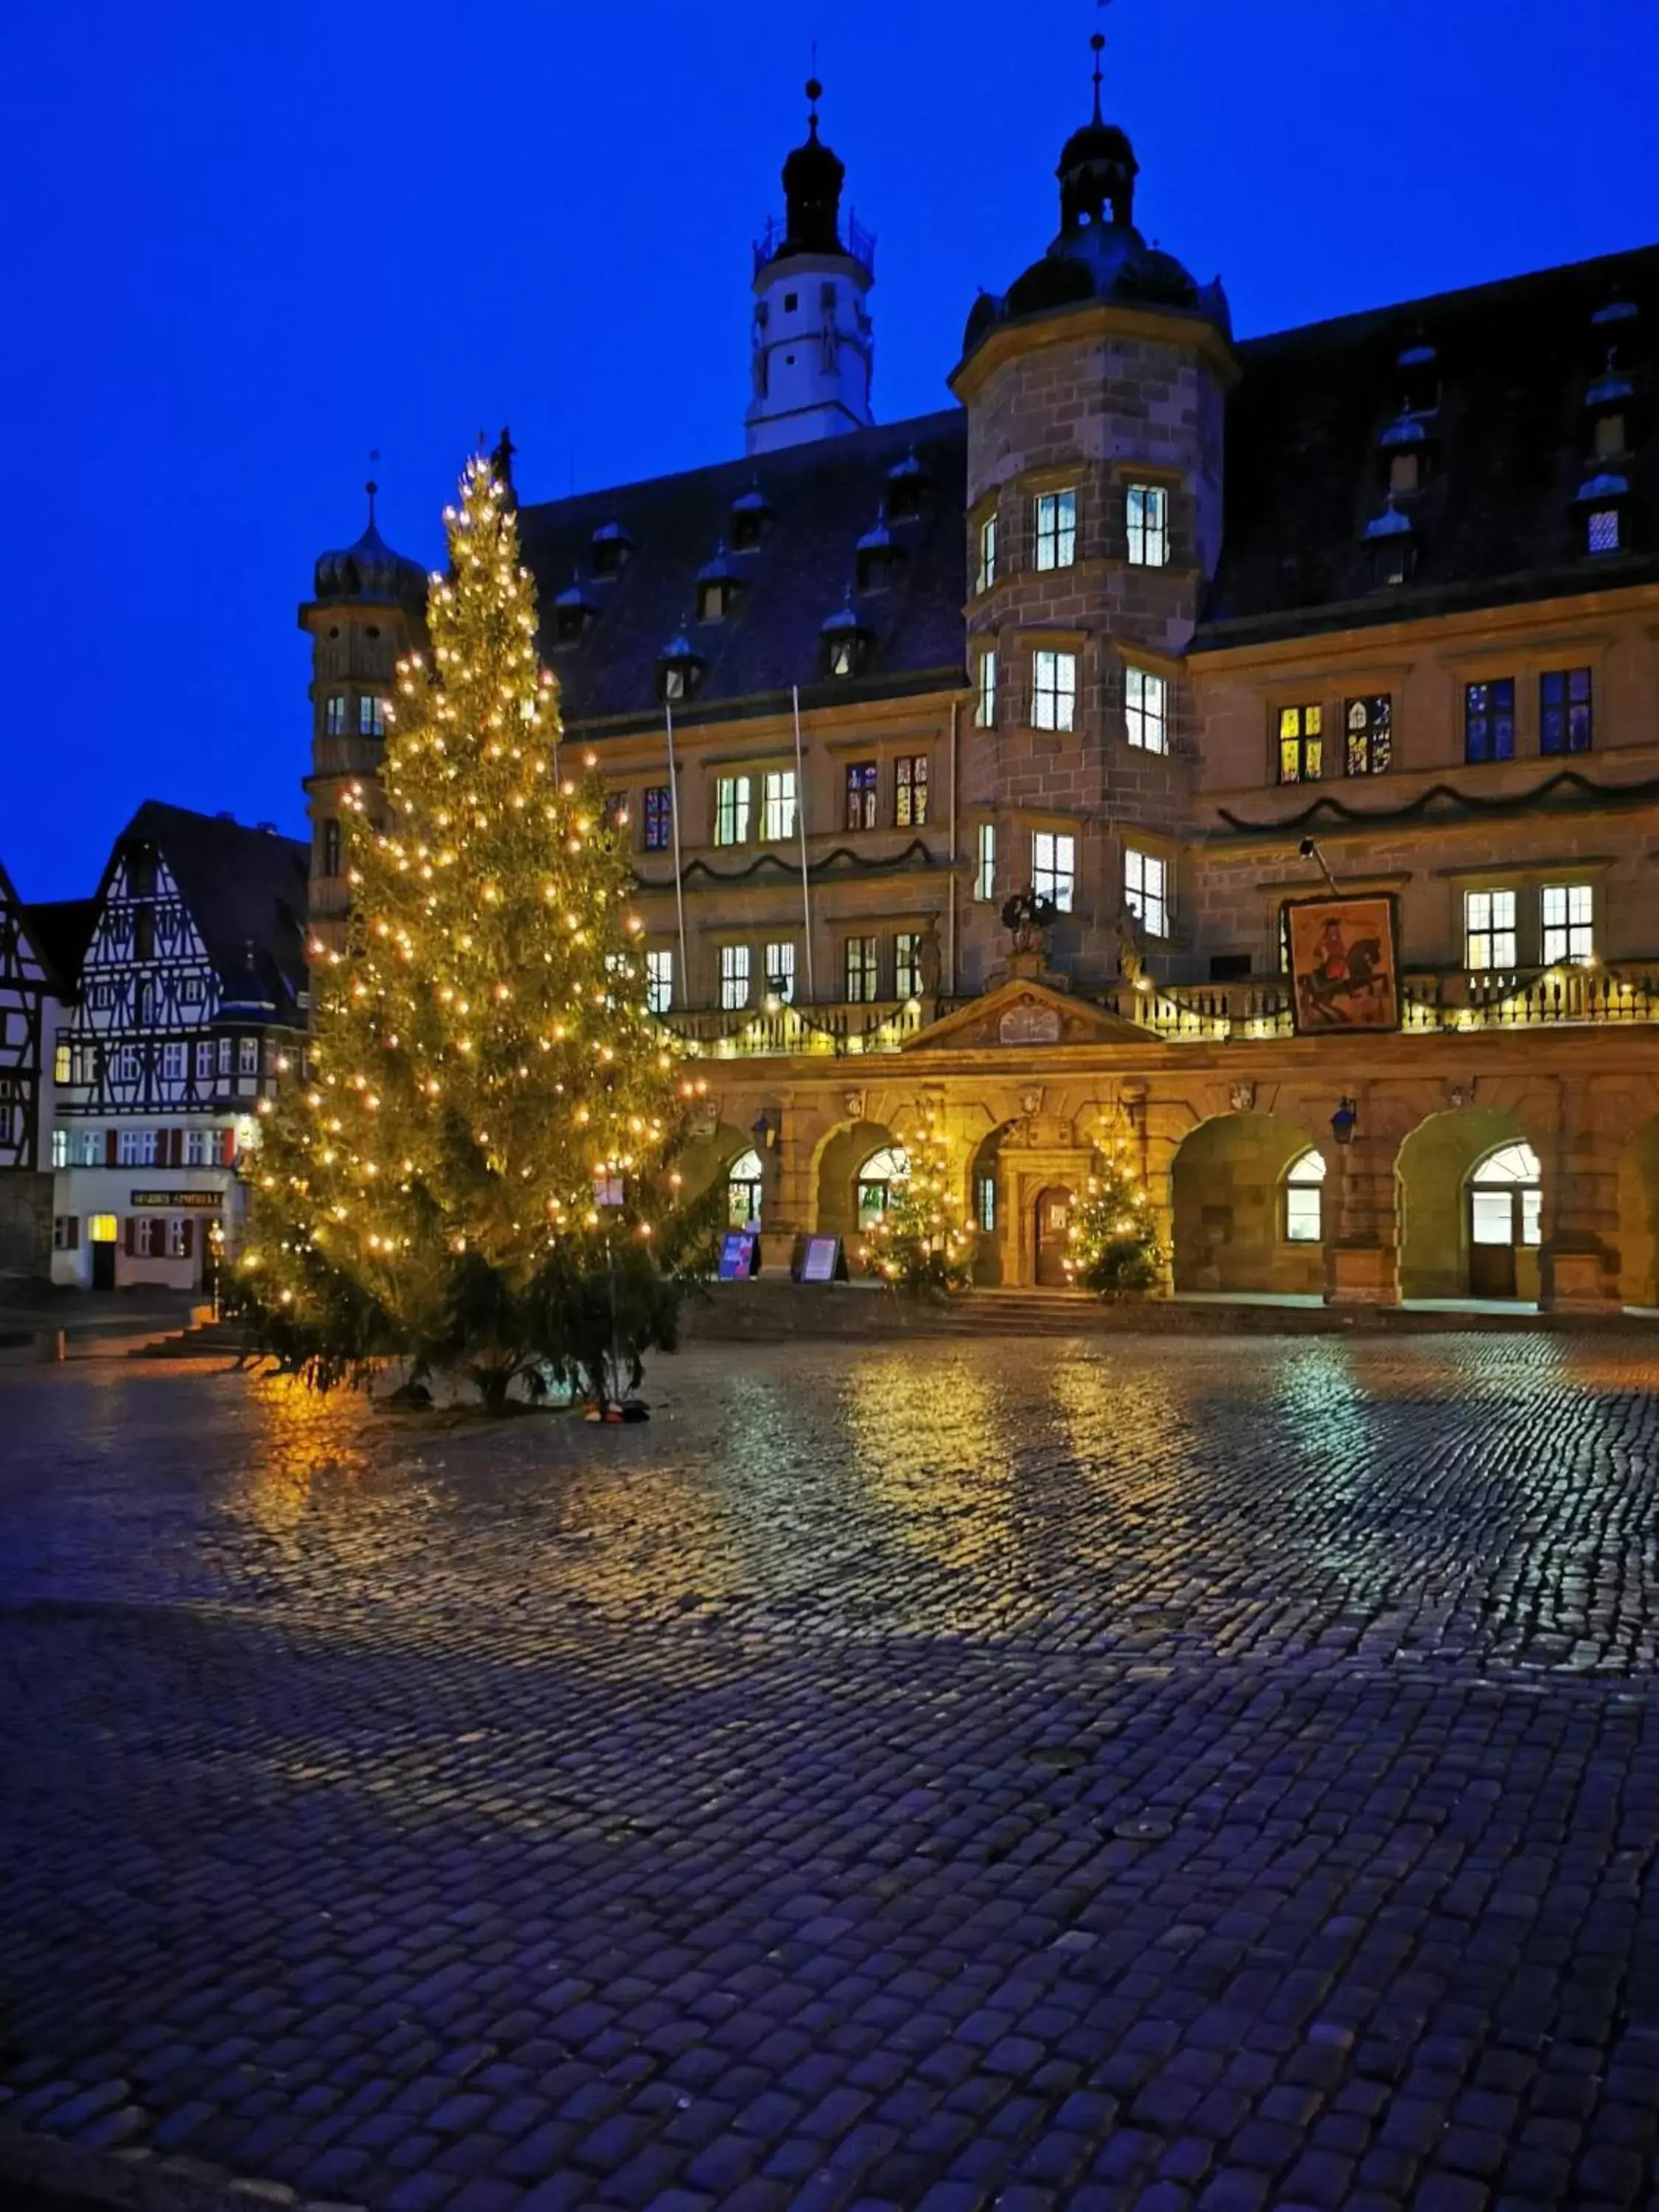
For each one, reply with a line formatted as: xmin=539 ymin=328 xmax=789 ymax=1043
xmin=4 ymin=0 xmax=1657 ymax=900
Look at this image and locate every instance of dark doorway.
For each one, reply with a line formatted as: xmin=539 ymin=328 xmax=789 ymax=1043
xmin=91 ymin=1240 xmax=116 ymax=1290
xmin=1034 ymin=1186 xmax=1076 ymax=1288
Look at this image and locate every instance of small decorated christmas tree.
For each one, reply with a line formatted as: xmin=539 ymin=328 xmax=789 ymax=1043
xmin=1063 ymin=1125 xmax=1164 ymax=1298
xmin=234 ymin=453 xmax=697 ymax=1405
xmin=860 ymin=1107 xmax=975 ymax=1295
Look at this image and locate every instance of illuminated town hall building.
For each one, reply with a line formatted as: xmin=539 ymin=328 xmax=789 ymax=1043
xmin=303 ymin=58 xmax=1659 ymax=1310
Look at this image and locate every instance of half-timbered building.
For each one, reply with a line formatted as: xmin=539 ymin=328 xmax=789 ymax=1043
xmin=45 ymin=802 xmax=307 ymax=1293
xmin=0 ymin=858 xmax=62 ymax=1280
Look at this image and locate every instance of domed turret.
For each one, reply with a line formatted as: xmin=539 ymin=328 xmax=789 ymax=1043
xmin=779 ymin=80 xmax=846 ymax=258
xmin=313 ymin=481 xmax=428 ymax=611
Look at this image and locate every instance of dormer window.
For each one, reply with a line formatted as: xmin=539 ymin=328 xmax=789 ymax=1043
xmin=552 ymin=573 xmax=597 ymax=645
xmin=591 ymin=521 xmax=635 ymax=578
xmin=1585 ymin=358 xmax=1634 ymax=462
xmin=1364 ymin=499 xmax=1416 ymax=588
xmin=1396 ymin=341 xmax=1440 ymax=416
xmin=855 ymin=504 xmax=901 ymax=591
xmin=821 ymin=596 xmax=869 ymax=679
xmin=1587 ymin=507 xmax=1622 ymax=555
xmin=886 ymin=446 xmax=930 ymax=522
xmin=1593 ymin=413 xmax=1627 ymax=460
xmin=730 ymin=486 xmax=774 ymax=552
xmin=1379 ymin=410 xmax=1429 ymax=495
xmin=1576 ymin=473 xmax=1630 ymax=557
xmin=696 ymin=543 xmax=742 ymax=623
xmin=658 ymin=630 xmax=703 ymax=703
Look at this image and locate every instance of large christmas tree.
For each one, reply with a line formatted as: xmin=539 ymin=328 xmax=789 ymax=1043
xmin=1062 ymin=1127 xmax=1164 ymax=1298
xmin=237 ymin=455 xmax=698 ymax=1404
xmin=860 ymin=1106 xmax=975 ymax=1295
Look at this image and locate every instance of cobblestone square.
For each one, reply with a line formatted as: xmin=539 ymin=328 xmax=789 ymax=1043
xmin=4 ymin=1335 xmax=1659 ymax=2211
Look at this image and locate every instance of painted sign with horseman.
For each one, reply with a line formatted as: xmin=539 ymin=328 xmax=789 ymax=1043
xmin=1286 ymin=894 xmax=1402 ymax=1032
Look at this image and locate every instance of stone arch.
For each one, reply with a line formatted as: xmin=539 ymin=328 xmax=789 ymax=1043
xmin=1397 ymin=1106 xmax=1541 ymax=1301
xmin=1618 ymin=1116 xmax=1659 ymax=1308
xmin=1170 ymin=1110 xmax=1326 ymax=1294
xmin=674 ymin=1121 xmax=756 ymax=1216
xmin=968 ymin=1121 xmax=1015 ymax=1285
xmin=814 ymin=1117 xmax=905 ymax=1245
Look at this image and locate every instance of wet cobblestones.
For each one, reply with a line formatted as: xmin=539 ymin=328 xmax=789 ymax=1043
xmin=4 ymin=1335 xmax=1659 ymax=2209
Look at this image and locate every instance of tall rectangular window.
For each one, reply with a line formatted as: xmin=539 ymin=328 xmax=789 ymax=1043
xmin=719 ymin=945 xmax=751 ymax=1009
xmin=325 ymin=695 xmax=347 ymax=736
xmin=238 ymin=1037 xmax=260 ymax=1076
xmin=1034 ymin=489 xmax=1077 ymax=571
xmin=167 ymin=1219 xmax=191 ymax=1259
xmin=844 ymin=936 xmax=879 ymax=1002
xmin=1464 ymin=678 xmax=1515 ymax=764
xmin=1032 ymin=650 xmax=1077 ymax=732
xmin=761 ymin=769 xmax=796 ymax=841
xmin=894 ymin=931 xmax=922 ymax=1000
xmin=54 ymin=1038 xmax=72 ymax=1084
xmin=195 ymin=1040 xmax=214 ymax=1082
xmin=1278 ymin=704 xmax=1323 ymax=783
xmin=116 ymin=1128 xmax=153 ymax=1167
xmin=184 ymin=1129 xmax=210 ymax=1166
xmin=975 ymin=1175 xmax=996 ymax=1234
xmin=359 ymin=695 xmax=386 ymax=737
xmin=1541 ymin=883 xmax=1593 ymax=966
xmin=714 ymin=775 xmax=751 ymax=846
xmin=162 ymin=1043 xmax=187 ymax=1082
xmin=51 ymin=1127 xmax=69 ymax=1168
xmin=321 ymin=818 xmax=341 ymax=877
xmin=80 ymin=1130 xmax=103 ymax=1166
xmin=645 ymin=949 xmax=673 ymax=1014
xmin=1464 ymin=888 xmax=1517 ymax=971
xmin=1540 ymin=668 xmax=1593 ymax=755
xmin=1124 ymin=667 xmax=1167 ymax=754
xmin=642 ymin=785 xmax=672 ymax=851
xmin=763 ymin=942 xmax=796 ymax=1003
xmin=1032 ymin=831 xmax=1076 ymax=914
xmin=975 ymin=821 xmax=996 ymax=902
xmin=1124 ymin=846 xmax=1168 ymax=938
xmin=895 ymin=756 xmax=928 ymax=827
xmin=975 ymin=649 xmax=997 ymax=728
xmin=976 ymin=513 xmax=997 ymax=594
xmin=1126 ymin=483 xmax=1169 ymax=567
xmin=845 ymin=761 xmax=877 ymax=830
xmin=1344 ymin=694 xmax=1392 ymax=776
xmin=116 ymin=1045 xmax=142 ymax=1083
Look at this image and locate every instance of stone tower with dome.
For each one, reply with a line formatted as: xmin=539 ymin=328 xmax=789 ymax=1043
xmin=298 ymin=482 xmax=428 ymax=950
xmin=950 ymin=32 xmax=1236 ymax=987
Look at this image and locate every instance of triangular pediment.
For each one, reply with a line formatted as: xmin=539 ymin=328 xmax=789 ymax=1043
xmin=903 ymin=978 xmax=1152 ymax=1051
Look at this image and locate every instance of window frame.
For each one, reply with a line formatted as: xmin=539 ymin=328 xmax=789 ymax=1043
xmin=976 ymin=512 xmax=998 ymax=594
xmin=358 ymin=695 xmax=386 ymax=738
xmin=1031 ymin=830 xmax=1077 ymax=916
xmin=974 ymin=821 xmax=996 ymax=903
xmin=644 ymin=947 xmax=674 ymax=1014
xmin=1464 ymin=887 xmax=1518 ymax=973
xmin=844 ymin=760 xmax=878 ymax=832
xmin=1464 ymin=678 xmax=1515 ymax=765
xmin=894 ymin=931 xmax=923 ymax=1001
xmin=1032 ymin=649 xmax=1077 ymax=733
xmin=1540 ymin=882 xmax=1593 ymax=967
xmin=975 ymin=647 xmax=997 ymax=729
xmin=762 ymin=942 xmax=796 ymax=1004
xmin=1124 ymin=846 xmax=1168 ymax=938
xmin=760 ymin=768 xmax=796 ymax=843
xmin=1125 ymin=482 xmax=1169 ymax=568
xmin=843 ymin=935 xmax=880 ymax=1004
xmin=894 ymin=756 xmax=928 ymax=829
xmin=1540 ymin=667 xmax=1593 ymax=756
xmin=324 ymin=695 xmax=347 ymax=737
xmin=1124 ymin=665 xmax=1167 ymax=754
xmin=642 ymin=785 xmax=673 ymax=852
xmin=718 ymin=944 xmax=751 ymax=1010
xmin=1276 ymin=703 xmax=1324 ymax=785
xmin=1283 ymin=1151 xmax=1326 ymax=1244
xmin=1034 ymin=489 xmax=1078 ymax=573
xmin=1587 ymin=507 xmax=1621 ymax=556
xmin=713 ymin=774 xmax=752 ymax=847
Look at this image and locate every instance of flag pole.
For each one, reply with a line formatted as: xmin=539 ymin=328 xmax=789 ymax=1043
xmin=791 ymin=684 xmax=815 ymax=1004
xmin=665 ymin=700 xmax=689 ymax=1006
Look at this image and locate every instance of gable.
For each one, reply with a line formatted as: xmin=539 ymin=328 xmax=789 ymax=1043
xmin=902 ymin=978 xmax=1152 ymax=1051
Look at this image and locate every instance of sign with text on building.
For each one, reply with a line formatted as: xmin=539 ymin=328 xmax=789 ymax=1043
xmin=718 ymin=1231 xmax=760 ymax=1280
xmin=1284 ymin=894 xmax=1402 ymax=1034
xmin=128 ymin=1189 xmax=223 ymax=1210
xmin=795 ymin=1234 xmax=846 ymax=1284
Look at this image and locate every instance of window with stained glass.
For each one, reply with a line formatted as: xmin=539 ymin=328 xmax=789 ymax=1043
xmin=1344 ymin=695 xmax=1392 ymax=776
xmin=1540 ymin=668 xmax=1592 ymax=754
xmin=845 ymin=761 xmax=877 ymax=830
xmin=1278 ymin=704 xmax=1323 ymax=783
xmin=643 ymin=786 xmax=672 ymax=851
xmin=895 ymin=757 xmax=928 ymax=827
xmin=1464 ymin=678 xmax=1514 ymax=764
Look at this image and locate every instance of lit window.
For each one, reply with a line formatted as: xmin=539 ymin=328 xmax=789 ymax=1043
xmin=1124 ymin=846 xmax=1167 ymax=938
xmin=1278 ymin=704 xmax=1323 ymax=784
xmin=714 ymin=776 xmax=751 ymax=846
xmin=975 ymin=1175 xmax=996 ymax=1234
xmin=54 ymin=1039 xmax=72 ymax=1084
xmin=763 ymin=943 xmax=796 ymax=1004
xmin=324 ymin=695 xmax=347 ymax=736
xmin=134 ymin=1216 xmax=158 ymax=1258
xmin=51 ymin=1127 xmax=70 ymax=1168
xmin=80 ymin=1131 xmax=102 ymax=1166
xmin=1284 ymin=1150 xmax=1326 ymax=1243
xmin=1540 ymin=667 xmax=1592 ymax=755
xmin=1471 ymin=1143 xmax=1543 ymax=1249
xmin=761 ymin=770 xmax=796 ymax=841
xmin=643 ymin=786 xmax=672 ymax=852
xmin=826 ymin=630 xmax=859 ymax=679
xmin=844 ymin=936 xmax=879 ymax=1002
xmin=976 ymin=513 xmax=998 ymax=594
xmin=663 ymin=664 xmax=687 ymax=700
xmin=857 ymin=1146 xmax=908 ymax=1230
xmin=975 ymin=822 xmax=996 ymax=902
xmin=1344 ymin=695 xmax=1392 ymax=776
xmin=894 ymin=932 xmax=922 ymax=1000
xmin=1032 ymin=650 xmax=1077 ymax=732
xmin=1541 ymin=883 xmax=1593 ymax=967
xmin=1126 ymin=483 xmax=1169 ymax=567
xmin=976 ymin=650 xmax=997 ymax=728
xmin=1032 ymin=831 xmax=1076 ymax=915
xmin=238 ymin=1037 xmax=260 ymax=1076
xmin=1034 ymin=490 xmax=1077 ymax=572
xmin=719 ymin=945 xmax=751 ymax=1009
xmin=1464 ymin=678 xmax=1514 ymax=765
xmin=1124 ymin=667 xmax=1166 ymax=754
xmin=1587 ymin=508 xmax=1621 ymax=555
xmin=727 ymin=1148 xmax=764 ymax=1228
xmin=359 ymin=696 xmax=386 ymax=737
xmin=1464 ymin=888 xmax=1517 ymax=972
xmin=162 ymin=1043 xmax=187 ymax=1082
xmin=895 ymin=757 xmax=928 ymax=827
xmin=645 ymin=949 xmax=674 ymax=1014
xmin=87 ymin=1213 xmax=117 ymax=1245
xmin=845 ymin=762 xmax=877 ymax=830
xmin=117 ymin=1128 xmax=156 ymax=1167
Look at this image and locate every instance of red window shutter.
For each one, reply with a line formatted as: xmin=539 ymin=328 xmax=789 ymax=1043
xmin=173 ymin=1129 xmax=185 ymax=1166
xmin=122 ymin=1216 xmax=135 ymax=1255
xmin=221 ymin=1130 xmax=236 ymax=1166
xmin=180 ymin=1220 xmax=193 ymax=1259
xmin=105 ymin=1129 xmax=118 ymax=1166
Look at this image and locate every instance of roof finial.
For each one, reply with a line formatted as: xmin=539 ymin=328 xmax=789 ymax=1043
xmin=366 ymin=450 xmax=380 ymax=525
xmin=806 ymin=48 xmax=822 ymax=139
xmin=1090 ymin=25 xmax=1106 ymax=124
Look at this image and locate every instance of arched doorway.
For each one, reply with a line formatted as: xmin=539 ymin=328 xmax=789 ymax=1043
xmin=1398 ymin=1108 xmax=1540 ymax=1300
xmin=1034 ymin=1186 xmax=1076 ymax=1287
xmin=1467 ymin=1142 xmax=1543 ymax=1300
xmin=969 ymin=1123 xmax=1009 ymax=1286
xmin=726 ymin=1147 xmax=765 ymax=1228
xmin=1170 ymin=1112 xmax=1325 ymax=1294
xmin=814 ymin=1119 xmax=905 ymax=1244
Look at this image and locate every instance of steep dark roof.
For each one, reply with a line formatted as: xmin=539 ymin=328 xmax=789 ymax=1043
xmin=114 ymin=802 xmax=310 ymax=1023
xmin=20 ymin=897 xmax=98 ymax=997
xmin=516 ymin=410 xmax=967 ymax=736
xmin=1200 ymin=243 xmax=1659 ymax=645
